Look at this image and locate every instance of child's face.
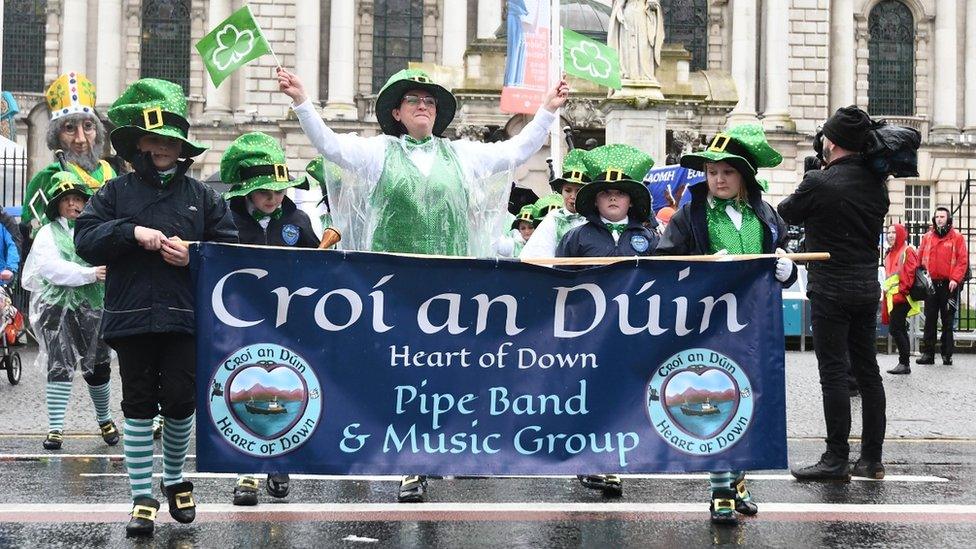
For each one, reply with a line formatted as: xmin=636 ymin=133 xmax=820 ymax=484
xmin=705 ymin=161 xmax=743 ymax=200
xmin=58 ymin=194 xmax=87 ymax=220
xmin=249 ymin=189 xmax=286 ymax=213
xmin=137 ymin=134 xmax=182 ymax=171
xmin=561 ymin=183 xmax=581 ymax=213
xmin=596 ymin=188 xmax=630 ymax=222
xmin=518 ymin=221 xmax=535 ymax=240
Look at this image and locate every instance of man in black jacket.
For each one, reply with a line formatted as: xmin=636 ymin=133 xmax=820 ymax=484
xmin=778 ymin=106 xmax=889 ymax=482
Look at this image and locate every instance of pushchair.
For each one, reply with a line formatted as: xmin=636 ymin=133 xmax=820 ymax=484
xmin=0 ymin=285 xmax=23 ymax=385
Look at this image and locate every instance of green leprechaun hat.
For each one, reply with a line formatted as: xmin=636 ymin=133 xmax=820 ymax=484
xmin=679 ymin=124 xmax=782 ymax=194
xmin=534 ymin=193 xmax=565 ymax=220
xmin=107 ymin=78 xmax=208 ymax=162
xmin=511 ymin=204 xmax=538 ymax=230
xmin=549 ymin=148 xmax=591 ymax=193
xmin=44 ymin=171 xmax=93 ymax=221
xmin=220 ymin=132 xmax=308 ymax=199
xmin=375 ymin=68 xmax=457 ymax=137
xmin=576 ymin=144 xmax=655 ymax=221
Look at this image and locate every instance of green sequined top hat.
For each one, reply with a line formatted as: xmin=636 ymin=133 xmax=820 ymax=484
xmin=44 ymin=171 xmax=93 ymax=221
xmin=679 ymin=124 xmax=782 ymax=193
xmin=107 ymin=78 xmax=208 ymax=161
xmin=511 ymin=204 xmax=538 ymax=230
xmin=375 ymin=69 xmax=457 ymax=137
xmin=220 ymin=132 xmax=308 ymax=199
xmin=549 ymin=148 xmax=591 ymax=193
xmin=534 ymin=193 xmax=565 ymax=219
xmin=575 ymin=144 xmax=655 ymax=221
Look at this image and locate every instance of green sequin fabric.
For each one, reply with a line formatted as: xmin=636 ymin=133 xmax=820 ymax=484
xmin=38 ymin=221 xmax=104 ymax=310
xmin=370 ymin=137 xmax=468 ymax=255
xmin=706 ymin=200 xmax=764 ymax=255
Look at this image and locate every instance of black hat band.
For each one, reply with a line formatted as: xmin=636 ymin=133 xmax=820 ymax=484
xmin=139 ymin=106 xmax=190 ymax=135
xmin=240 ymin=164 xmax=291 ymax=182
xmin=707 ymin=134 xmax=758 ymax=171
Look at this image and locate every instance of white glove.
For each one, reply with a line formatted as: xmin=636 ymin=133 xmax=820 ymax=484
xmin=493 ymin=236 xmax=515 ymax=257
xmin=775 ymin=248 xmax=794 ymax=282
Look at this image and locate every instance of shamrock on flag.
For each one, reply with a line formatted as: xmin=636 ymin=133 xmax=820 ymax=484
xmin=562 ymin=29 xmax=622 ymax=90
xmin=196 ymin=5 xmax=273 ymax=87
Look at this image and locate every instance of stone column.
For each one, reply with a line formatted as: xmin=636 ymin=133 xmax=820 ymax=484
xmin=295 ymin=0 xmax=321 ymax=104
xmin=477 ymin=0 xmax=502 ymax=39
xmin=322 ymin=0 xmax=357 ymax=120
xmin=60 ymin=0 xmax=88 ymax=74
xmin=94 ymin=0 xmax=122 ymax=107
xmin=762 ymin=0 xmax=794 ymax=131
xmin=829 ymin=0 xmax=856 ymax=112
xmin=965 ymin=0 xmax=976 ymax=133
xmin=931 ymin=0 xmax=958 ymax=138
xmin=204 ymin=0 xmax=233 ymax=120
xmin=727 ymin=0 xmax=758 ymax=124
xmin=441 ymin=0 xmax=467 ymax=67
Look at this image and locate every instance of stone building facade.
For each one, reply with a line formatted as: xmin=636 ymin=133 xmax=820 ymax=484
xmin=2 ymin=0 xmax=976 ymax=235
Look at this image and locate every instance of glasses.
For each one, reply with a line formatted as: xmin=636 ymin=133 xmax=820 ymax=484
xmin=61 ymin=121 xmax=96 ymax=134
xmin=401 ymin=95 xmax=437 ymax=108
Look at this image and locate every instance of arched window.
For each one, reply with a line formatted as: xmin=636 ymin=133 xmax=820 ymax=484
xmin=141 ymin=0 xmax=191 ymax=93
xmin=868 ymin=0 xmax=914 ymax=115
xmin=661 ymin=0 xmax=708 ymax=71
xmin=372 ymin=0 xmax=424 ymax=93
xmin=2 ymin=0 xmax=47 ymax=92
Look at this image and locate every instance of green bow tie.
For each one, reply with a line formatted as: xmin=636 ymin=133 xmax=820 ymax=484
xmin=403 ymin=135 xmax=433 ymax=150
xmin=605 ymin=222 xmax=628 ymax=234
xmin=252 ymin=208 xmax=283 ymax=222
xmin=66 ymin=219 xmax=76 ymax=229
xmin=711 ymin=197 xmax=744 ymax=212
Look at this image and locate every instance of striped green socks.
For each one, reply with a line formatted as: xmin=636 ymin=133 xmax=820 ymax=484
xmin=709 ymin=471 xmax=734 ymax=493
xmin=161 ymin=415 xmax=193 ymax=487
xmin=86 ymin=382 xmax=112 ymax=424
xmin=45 ymin=382 xmax=72 ymax=433
xmin=123 ymin=418 xmax=155 ymax=500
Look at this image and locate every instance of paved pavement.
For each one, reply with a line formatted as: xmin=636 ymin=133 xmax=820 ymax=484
xmin=0 ymin=349 xmax=973 ymax=547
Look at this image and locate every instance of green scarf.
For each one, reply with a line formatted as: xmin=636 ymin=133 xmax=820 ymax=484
xmin=38 ymin=221 xmax=104 ymax=310
xmin=252 ymin=208 xmax=283 ymax=221
xmin=706 ymin=198 xmax=764 ymax=255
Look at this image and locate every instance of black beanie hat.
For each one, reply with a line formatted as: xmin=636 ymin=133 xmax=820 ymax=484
xmin=822 ymin=106 xmax=873 ymax=152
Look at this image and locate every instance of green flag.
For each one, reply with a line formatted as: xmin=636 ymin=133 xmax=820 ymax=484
xmin=196 ymin=5 xmax=273 ymax=87
xmin=562 ymin=29 xmax=622 ymax=90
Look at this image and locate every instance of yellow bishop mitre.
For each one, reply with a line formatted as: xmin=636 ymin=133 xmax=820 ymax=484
xmin=46 ymin=71 xmax=97 ymax=121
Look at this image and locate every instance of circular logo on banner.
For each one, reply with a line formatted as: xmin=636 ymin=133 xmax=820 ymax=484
xmin=646 ymin=348 xmax=753 ymax=456
xmin=209 ymin=343 xmax=323 ymax=457
xmin=281 ymin=224 xmax=300 ymax=246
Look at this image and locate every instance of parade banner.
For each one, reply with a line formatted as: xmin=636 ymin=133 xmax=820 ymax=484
xmin=500 ymin=0 xmax=551 ymax=114
xmin=196 ymin=5 xmax=273 ymax=87
xmin=644 ymin=165 xmax=705 ymax=213
xmin=194 ymin=243 xmax=787 ymax=475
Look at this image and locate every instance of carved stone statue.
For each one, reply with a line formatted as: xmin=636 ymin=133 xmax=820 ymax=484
xmin=608 ymin=0 xmax=666 ymax=83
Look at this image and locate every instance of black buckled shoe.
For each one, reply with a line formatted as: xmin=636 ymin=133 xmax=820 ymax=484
xmin=578 ymin=474 xmax=623 ymax=498
xmin=887 ymin=363 xmax=911 ymax=375
xmin=710 ymin=488 xmax=738 ymax=525
xmin=791 ymin=452 xmax=851 ymax=481
xmin=942 ymin=355 xmax=953 ymax=366
xmin=43 ymin=430 xmax=63 ymax=450
xmin=267 ymin=473 xmax=290 ymax=498
xmin=397 ymin=475 xmax=428 ymax=503
xmin=160 ymin=480 xmax=196 ymax=523
xmin=731 ymin=474 xmax=758 ymax=516
xmin=916 ymin=353 xmax=935 ymax=365
xmin=233 ymin=476 xmax=259 ymax=506
xmin=99 ymin=420 xmax=120 ymax=446
xmin=125 ymin=497 xmax=159 ymax=538
xmin=851 ymin=458 xmax=885 ymax=480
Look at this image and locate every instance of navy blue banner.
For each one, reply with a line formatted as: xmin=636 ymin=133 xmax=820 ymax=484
xmin=193 ymin=243 xmax=787 ymax=475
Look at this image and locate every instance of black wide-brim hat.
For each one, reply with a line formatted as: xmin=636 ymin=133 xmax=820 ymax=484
xmin=375 ymin=69 xmax=457 ymax=137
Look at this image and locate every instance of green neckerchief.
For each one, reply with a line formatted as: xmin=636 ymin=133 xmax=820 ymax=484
xmin=402 ymin=135 xmax=434 ymax=151
xmin=38 ymin=220 xmax=104 ymax=310
xmin=706 ymin=197 xmax=764 ymax=255
xmin=252 ymin=208 xmax=283 ymax=221
xmin=158 ymin=167 xmax=177 ymax=186
xmin=605 ymin=222 xmax=628 ymax=234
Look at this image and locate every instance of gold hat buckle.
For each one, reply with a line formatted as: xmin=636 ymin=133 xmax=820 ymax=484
xmin=606 ymin=169 xmax=626 ymax=182
xmin=273 ymin=164 xmax=289 ymax=182
xmin=142 ymin=106 xmax=164 ymax=130
xmin=708 ymin=133 xmax=731 ymax=153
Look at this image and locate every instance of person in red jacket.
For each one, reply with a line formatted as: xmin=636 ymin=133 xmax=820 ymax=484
xmin=883 ymin=224 xmax=921 ymax=374
xmin=917 ymin=207 xmax=969 ymax=365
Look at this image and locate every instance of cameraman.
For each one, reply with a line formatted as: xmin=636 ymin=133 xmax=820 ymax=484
xmin=778 ymin=106 xmax=890 ymax=481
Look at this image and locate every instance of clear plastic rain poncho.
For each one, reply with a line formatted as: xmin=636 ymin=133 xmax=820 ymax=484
xmin=319 ymin=135 xmax=513 ymax=258
xmin=21 ymin=219 xmax=110 ymax=380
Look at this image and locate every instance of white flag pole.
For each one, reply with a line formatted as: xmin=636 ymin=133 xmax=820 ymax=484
xmin=549 ymin=0 xmax=563 ymax=175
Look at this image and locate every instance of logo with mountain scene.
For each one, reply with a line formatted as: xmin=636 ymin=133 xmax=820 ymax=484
xmin=209 ymin=343 xmax=322 ymax=457
xmin=646 ymin=348 xmax=753 ymax=456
